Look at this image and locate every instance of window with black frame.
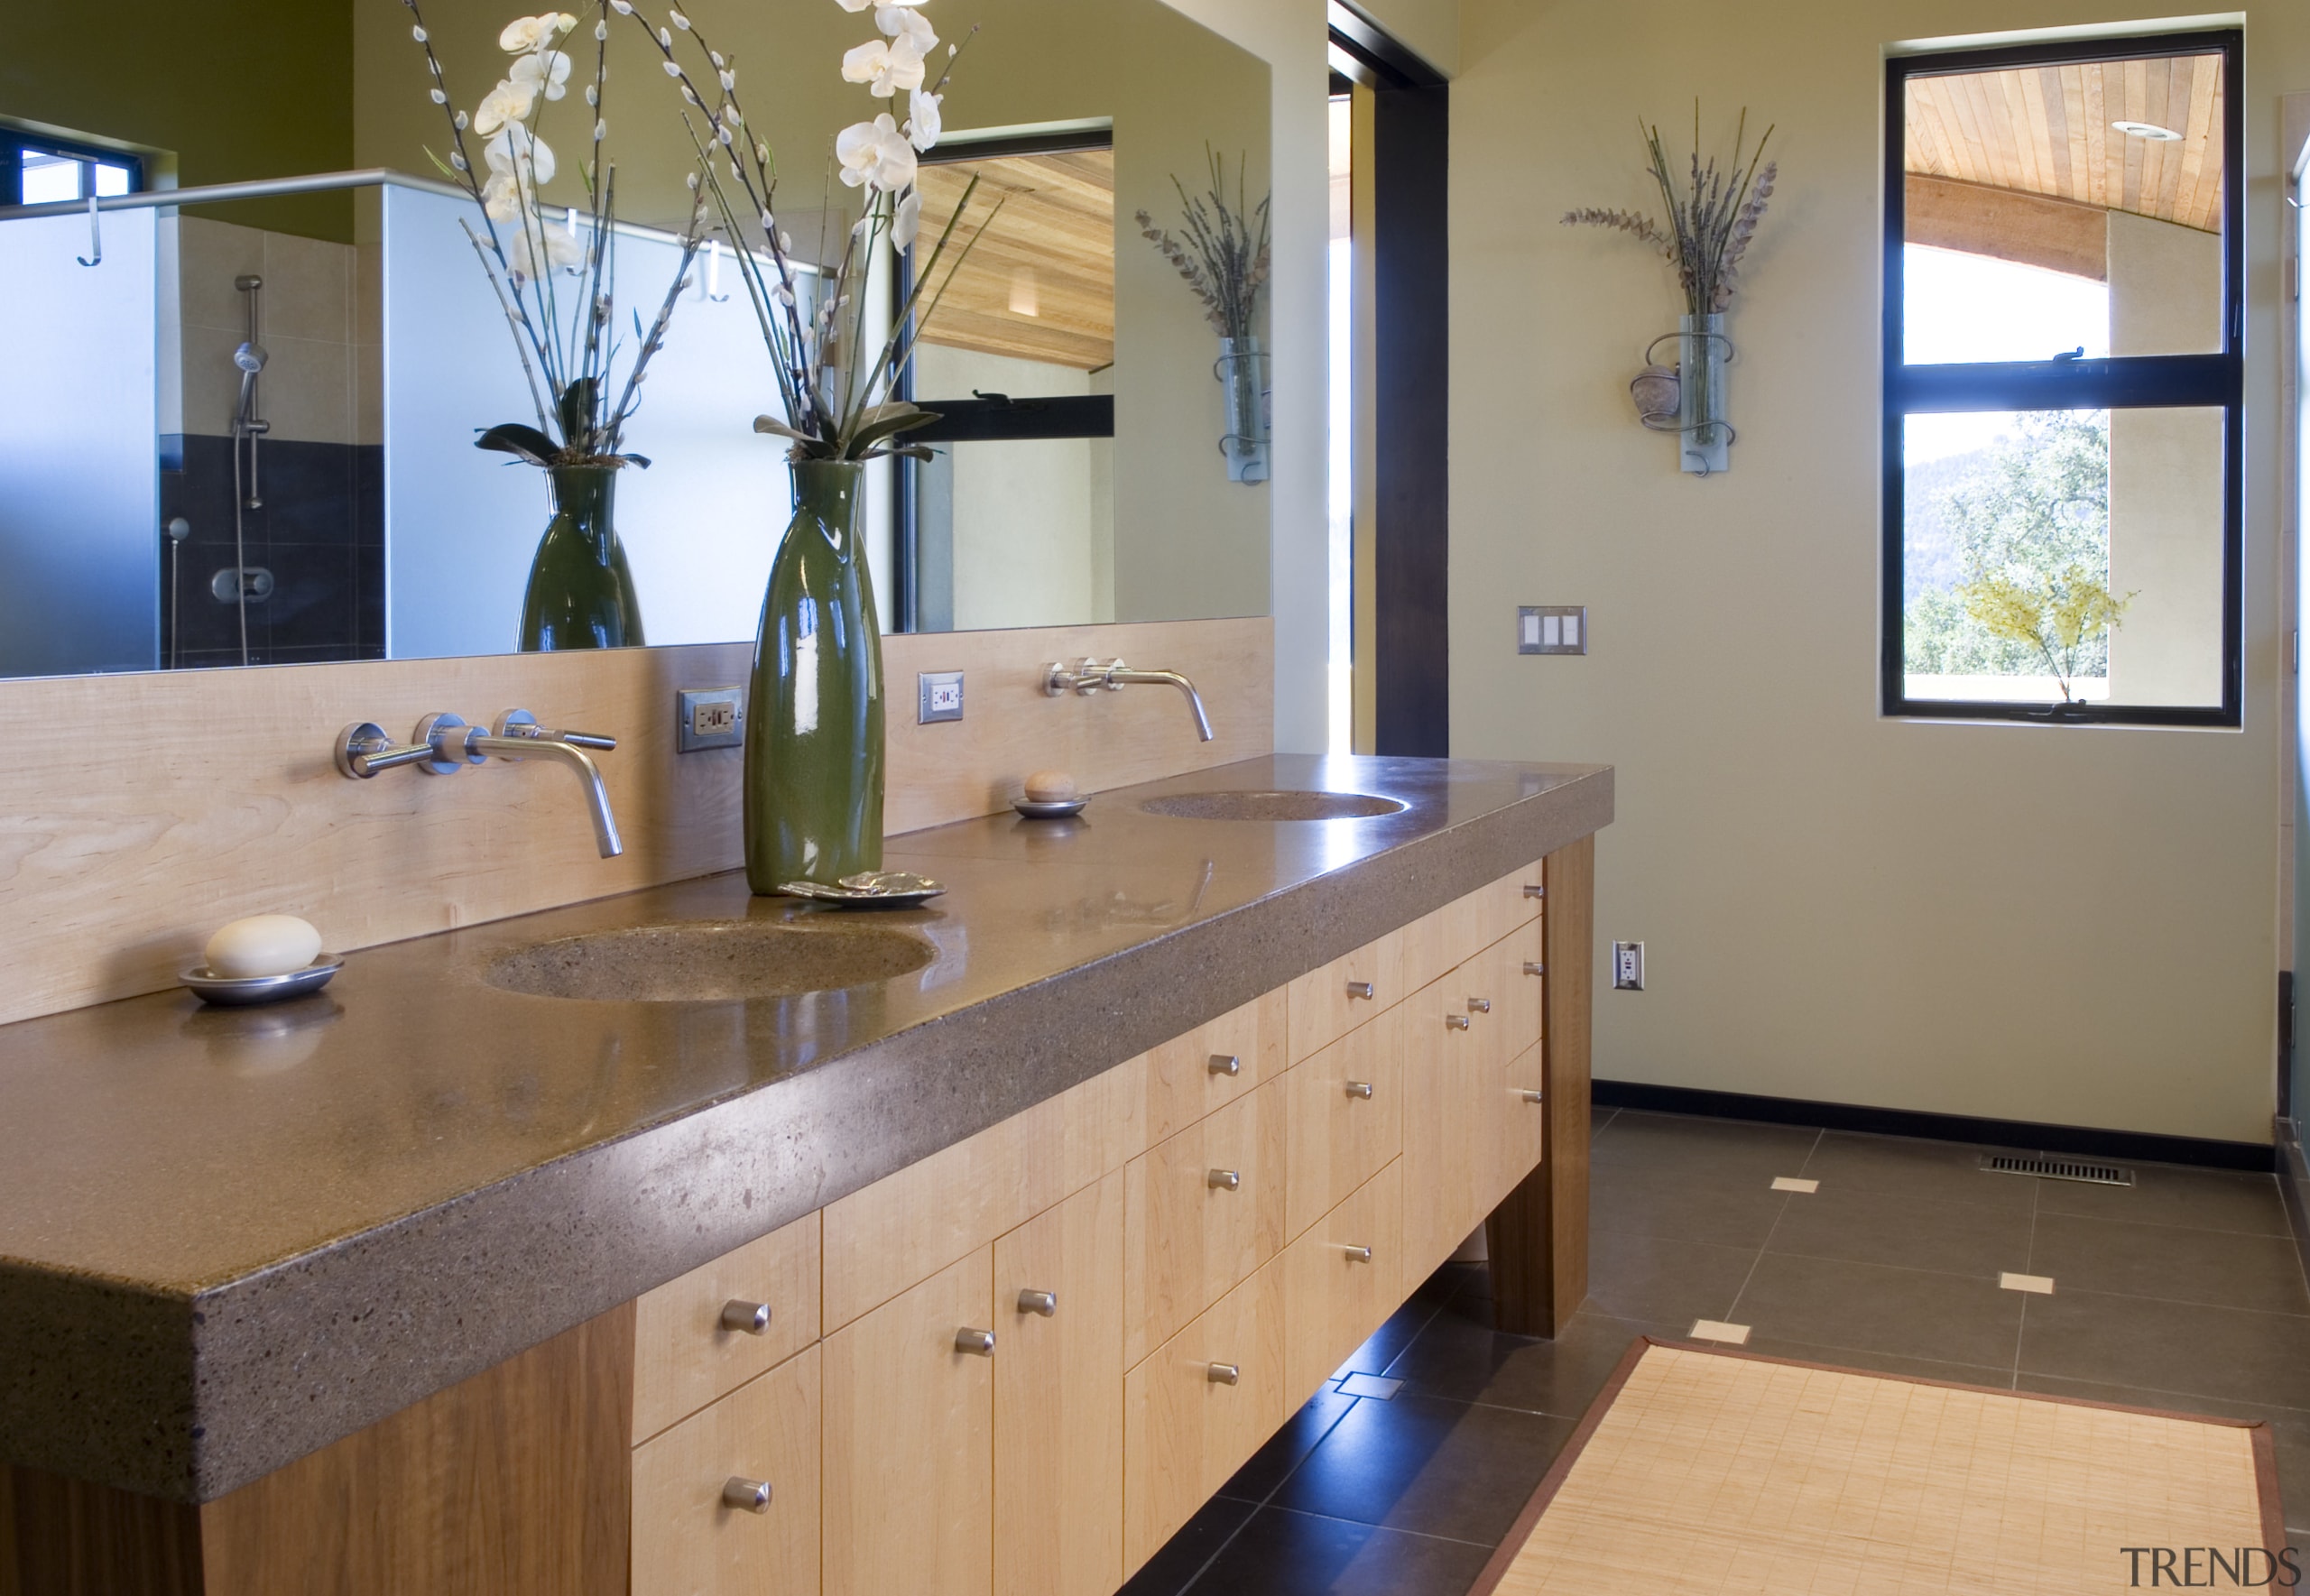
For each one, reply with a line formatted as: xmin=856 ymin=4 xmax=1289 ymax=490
xmin=0 ymin=130 xmax=140 ymax=207
xmin=892 ymin=134 xmax=1116 ymax=633
xmin=1883 ymin=31 xmax=2242 ymax=725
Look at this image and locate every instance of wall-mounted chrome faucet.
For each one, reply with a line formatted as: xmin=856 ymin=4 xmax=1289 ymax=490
xmin=335 ymin=710 xmax=624 ymax=857
xmin=1043 ymin=659 xmax=1215 ymax=742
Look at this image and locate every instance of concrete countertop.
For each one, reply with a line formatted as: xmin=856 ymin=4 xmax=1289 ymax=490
xmin=0 ymin=753 xmax=1612 ymax=1501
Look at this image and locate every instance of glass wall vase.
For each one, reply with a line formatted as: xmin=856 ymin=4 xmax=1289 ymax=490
xmin=519 ymin=463 xmax=644 ymax=650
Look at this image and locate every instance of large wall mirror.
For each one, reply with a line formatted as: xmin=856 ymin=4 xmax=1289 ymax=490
xmin=0 ymin=0 xmax=1270 ymax=678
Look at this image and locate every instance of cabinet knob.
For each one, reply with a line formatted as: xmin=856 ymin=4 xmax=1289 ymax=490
xmin=1207 ymin=1167 xmax=1242 ymax=1191
xmin=1445 ymin=1014 xmax=1471 ymax=1031
xmin=722 ymin=1477 xmax=773 ymax=1514
xmin=956 ymin=1327 xmax=997 ymax=1356
xmin=1520 ymin=1089 xmax=1545 ymax=1104
xmin=1468 ymin=997 xmax=1492 ymax=1014
xmin=1017 ymin=1289 xmax=1058 ymax=1317
xmin=1206 ymin=1362 xmax=1240 ymax=1386
xmin=1345 ymin=980 xmax=1375 ymax=1001
xmin=1344 ymin=1081 xmax=1374 ymax=1100
xmin=1524 ymin=961 xmax=1546 ymax=977
xmin=1207 ymin=1053 xmax=1241 ymax=1077
xmin=719 ymin=1300 xmax=772 ymax=1335
xmin=1343 ymin=1244 xmax=1373 ymax=1263
xmin=1523 ymin=883 xmax=1545 ymax=899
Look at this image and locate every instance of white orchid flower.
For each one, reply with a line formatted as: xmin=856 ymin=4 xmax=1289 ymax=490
xmin=905 ymin=86 xmax=942 ymax=151
xmin=481 ymin=168 xmax=522 ymax=221
xmin=509 ymin=49 xmax=572 ymax=101
xmin=836 ymin=114 xmax=918 ymax=192
xmin=842 ymin=34 xmax=928 ymax=97
xmin=834 ymin=0 xmax=875 ymax=11
xmin=508 ymin=218 xmax=586 ymax=273
xmin=472 ymin=78 xmax=538 ymax=135
xmin=893 ymin=187 xmax=922 ymax=250
xmin=498 ymin=13 xmax=576 ymax=53
xmin=877 ymin=5 xmax=936 ymax=51
xmin=485 ymin=124 xmax=558 ymax=186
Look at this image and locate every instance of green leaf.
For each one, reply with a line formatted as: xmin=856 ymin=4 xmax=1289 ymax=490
xmin=557 ymin=379 xmax=599 ymax=450
xmin=847 ymin=402 xmax=941 ymax=452
xmin=753 ymin=413 xmax=817 ymax=444
xmin=475 ymin=423 xmax=559 ymax=466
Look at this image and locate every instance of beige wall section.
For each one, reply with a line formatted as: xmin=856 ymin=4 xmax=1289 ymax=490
xmin=0 ymin=616 xmax=1270 ymax=1029
xmin=1451 ymin=0 xmax=2299 ymax=1145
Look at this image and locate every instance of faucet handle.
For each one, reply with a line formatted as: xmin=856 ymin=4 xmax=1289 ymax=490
xmin=493 ymin=709 xmax=617 ymax=752
xmin=335 ymin=722 xmax=435 ymax=780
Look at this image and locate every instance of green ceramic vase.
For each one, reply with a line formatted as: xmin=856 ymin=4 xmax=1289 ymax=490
xmin=519 ymin=464 xmax=645 ymax=651
xmin=745 ymin=459 xmax=885 ymax=893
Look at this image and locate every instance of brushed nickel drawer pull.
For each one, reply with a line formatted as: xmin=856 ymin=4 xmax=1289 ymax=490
xmin=1207 ymin=1168 xmax=1242 ymax=1191
xmin=1343 ymin=1244 xmax=1373 ymax=1263
xmin=1446 ymin=1014 xmax=1471 ymax=1031
xmin=1346 ymin=980 xmax=1375 ymax=1000
xmin=956 ymin=1327 xmax=996 ymax=1356
xmin=1345 ymin=1081 xmax=1374 ymax=1100
xmin=1520 ymin=1089 xmax=1545 ymax=1104
xmin=1524 ymin=884 xmax=1545 ymax=899
xmin=720 ymin=1300 xmax=772 ymax=1335
xmin=1018 ymin=1289 xmax=1058 ymax=1317
xmin=1206 ymin=1362 xmax=1240 ymax=1386
xmin=1524 ymin=961 xmax=1546 ymax=977
xmin=722 ymin=1477 xmax=772 ymax=1514
xmin=1468 ymin=997 xmax=1492 ymax=1014
xmin=1208 ymin=1053 xmax=1242 ymax=1077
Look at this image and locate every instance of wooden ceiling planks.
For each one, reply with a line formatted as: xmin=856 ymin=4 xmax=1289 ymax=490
xmin=911 ymin=150 xmax=1115 ymax=373
xmin=1905 ymin=52 xmax=2223 ymax=233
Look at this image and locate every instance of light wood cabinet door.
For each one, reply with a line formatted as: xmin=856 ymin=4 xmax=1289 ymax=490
xmin=1122 ymin=1078 xmax=1288 ymax=1366
xmin=1121 ymin=1257 xmax=1289 ymax=1577
xmin=632 ymin=1346 xmax=821 ymax=1596
xmin=634 ymin=1211 xmax=823 ymax=1444
xmin=993 ymin=1173 xmax=1123 ymax=1596
xmin=1400 ymin=969 xmax=1492 ymax=1283
xmin=1138 ymin=989 xmax=1286 ymax=1148
xmin=1283 ymin=1161 xmax=1404 ymax=1405
xmin=1284 ymin=1005 xmax=1403 ymax=1241
xmin=822 ymin=1250 xmax=995 ymax=1596
xmin=1285 ymin=927 xmax=1403 ymax=1065
xmin=1400 ymin=863 xmax=1544 ymax=994
xmin=1490 ymin=918 xmax=1546 ymax=1070
xmin=1497 ymin=1038 xmax=1548 ymax=1209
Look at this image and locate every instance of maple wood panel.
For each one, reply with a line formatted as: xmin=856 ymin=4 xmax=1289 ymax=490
xmin=630 ymin=1347 xmax=820 ymax=1596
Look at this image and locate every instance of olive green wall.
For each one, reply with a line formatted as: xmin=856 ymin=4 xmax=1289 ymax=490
xmin=0 ymin=0 xmax=355 ymax=240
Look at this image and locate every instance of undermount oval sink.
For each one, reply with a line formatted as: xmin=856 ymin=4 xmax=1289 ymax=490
xmin=1139 ymin=790 xmax=1409 ymax=823
xmin=485 ymin=921 xmax=936 ymax=1002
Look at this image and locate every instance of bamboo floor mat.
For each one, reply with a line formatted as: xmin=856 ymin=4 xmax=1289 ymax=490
xmin=1471 ymin=1339 xmax=2284 ymax=1595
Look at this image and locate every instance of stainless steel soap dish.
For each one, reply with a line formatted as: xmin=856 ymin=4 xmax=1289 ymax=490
xmin=779 ymin=872 xmax=947 ymax=909
xmin=181 ymin=956 xmax=344 ymax=1007
xmin=1013 ymin=798 xmax=1088 ymax=820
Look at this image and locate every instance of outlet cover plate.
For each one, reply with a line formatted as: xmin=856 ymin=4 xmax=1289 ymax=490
xmin=676 ymin=687 xmax=745 ymax=752
xmin=1612 ymin=940 xmax=1645 ymax=991
xmin=919 ymin=670 xmax=965 ymax=724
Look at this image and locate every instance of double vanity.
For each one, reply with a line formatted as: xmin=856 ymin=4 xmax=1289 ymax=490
xmin=0 ymin=753 xmax=1611 ymax=1596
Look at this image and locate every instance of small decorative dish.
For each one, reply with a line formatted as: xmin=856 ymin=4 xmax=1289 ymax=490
xmin=181 ymin=955 xmax=345 ymax=1008
xmin=779 ymin=871 xmax=947 ymax=909
xmin=1013 ymin=798 xmax=1088 ymax=820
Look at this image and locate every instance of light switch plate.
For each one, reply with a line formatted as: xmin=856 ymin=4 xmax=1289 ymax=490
xmin=1519 ymin=605 xmax=1589 ymax=656
xmin=676 ymin=687 xmax=745 ymax=752
xmin=918 ymin=670 xmax=965 ymax=724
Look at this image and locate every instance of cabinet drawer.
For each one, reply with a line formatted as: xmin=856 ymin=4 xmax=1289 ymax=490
xmin=634 ymin=1210 xmax=822 ymax=1443
xmin=1286 ymin=927 xmax=1403 ymax=1065
xmin=1284 ymin=1005 xmax=1402 ymax=1241
xmin=1283 ymin=1160 xmax=1403 ymax=1403
xmin=1121 ymin=1256 xmax=1289 ymax=1576
xmin=1400 ymin=862 xmax=1545 ymax=993
xmin=1492 ymin=918 xmax=1545 ymax=1066
xmin=632 ymin=1345 xmax=821 ymax=1596
xmin=1123 ymin=1079 xmax=1288 ymax=1366
xmin=1139 ymin=988 xmax=1286 ymax=1148
xmin=1497 ymin=1038 xmax=1547 ymax=1206
xmin=1400 ymin=969 xmax=1493 ymax=1283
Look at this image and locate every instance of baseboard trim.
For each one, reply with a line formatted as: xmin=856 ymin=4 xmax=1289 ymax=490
xmin=1592 ymin=1079 xmax=2276 ymax=1174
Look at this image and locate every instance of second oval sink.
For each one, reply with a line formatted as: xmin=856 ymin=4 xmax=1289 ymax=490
xmin=485 ymin=921 xmax=936 ymax=1002
xmin=1139 ymin=790 xmax=1409 ymax=822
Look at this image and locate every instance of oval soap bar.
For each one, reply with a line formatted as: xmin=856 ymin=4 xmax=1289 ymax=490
xmin=1024 ymin=769 xmax=1079 ymax=803
xmin=205 ymin=915 xmax=323 ymax=980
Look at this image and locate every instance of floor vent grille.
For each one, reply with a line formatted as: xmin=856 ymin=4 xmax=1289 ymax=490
xmin=1980 ymin=1153 xmax=2134 ymax=1186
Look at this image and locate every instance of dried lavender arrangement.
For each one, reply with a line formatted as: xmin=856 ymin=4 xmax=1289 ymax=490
xmin=1137 ymin=149 xmax=1274 ymax=482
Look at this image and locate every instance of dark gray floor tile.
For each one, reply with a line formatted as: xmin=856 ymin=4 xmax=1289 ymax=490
xmin=1736 ymin=1333 xmax=2018 ymax=1389
xmin=1730 ymin=1251 xmax=2025 ymax=1369
xmin=1591 ymin=1164 xmax=1790 ymax=1248
xmin=1184 ymin=1506 xmax=1494 ymax=1596
xmin=2015 ymin=1372 xmax=2310 ymax=1533
xmin=2035 ymin=1164 xmax=2292 ymax=1237
xmin=2019 ymin=1287 xmax=2310 ymax=1410
xmin=1762 ymin=1185 xmax=2034 ymax=1278
xmin=1588 ymin=1110 xmax=1820 ymax=1185
xmin=1335 ymin=1291 xmax=1448 ymax=1379
xmin=1270 ymin=1391 xmax=1575 ymax=1545
xmin=1586 ymin=1229 xmax=1758 ymax=1325
xmin=2028 ymin=1213 xmax=2310 ymax=1315
xmin=1384 ymin=1305 xmax=1670 ymax=1416
xmin=1797 ymin=1131 xmax=2038 ymax=1212
xmin=1120 ymin=1493 xmax=1258 ymax=1596
xmin=1219 ymin=1386 xmax=1358 ymax=1502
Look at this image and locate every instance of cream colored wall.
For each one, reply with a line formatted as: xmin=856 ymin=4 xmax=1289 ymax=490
xmin=1452 ymin=0 xmax=2297 ymax=1144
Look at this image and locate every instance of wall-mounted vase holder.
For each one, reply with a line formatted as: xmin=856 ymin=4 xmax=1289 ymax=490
xmin=1215 ymin=336 xmax=1271 ymax=484
xmin=1634 ymin=316 xmax=1736 ymax=475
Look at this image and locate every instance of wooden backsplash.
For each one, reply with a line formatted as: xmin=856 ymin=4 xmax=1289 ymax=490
xmin=0 ymin=618 xmax=1271 ymax=1028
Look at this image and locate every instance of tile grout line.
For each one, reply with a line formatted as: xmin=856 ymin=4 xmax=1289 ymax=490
xmin=1252 ymin=1503 xmax=1501 ymax=1552
xmin=2011 ymin=1176 xmax=2039 ymax=1389
xmin=1723 ymin=1126 xmax=1823 ymax=1328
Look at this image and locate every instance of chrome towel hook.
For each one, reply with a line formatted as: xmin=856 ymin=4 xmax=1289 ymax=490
xmin=76 ymin=195 xmax=101 ymax=268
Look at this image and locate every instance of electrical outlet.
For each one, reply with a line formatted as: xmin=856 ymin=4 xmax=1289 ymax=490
xmin=918 ymin=670 xmax=965 ymax=724
xmin=676 ymin=687 xmax=744 ymax=752
xmin=1612 ymin=941 xmax=1645 ymax=991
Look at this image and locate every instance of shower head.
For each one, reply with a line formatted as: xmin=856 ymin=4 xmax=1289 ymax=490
xmin=233 ymin=342 xmax=268 ymax=374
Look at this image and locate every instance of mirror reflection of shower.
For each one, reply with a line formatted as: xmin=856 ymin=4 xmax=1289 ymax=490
xmin=228 ymin=272 xmax=269 ymax=665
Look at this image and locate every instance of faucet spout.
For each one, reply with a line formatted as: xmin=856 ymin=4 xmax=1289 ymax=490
xmin=1106 ymin=668 xmax=1215 ymax=741
xmin=1042 ymin=659 xmax=1216 ymax=742
xmin=470 ymin=734 xmax=624 ymax=857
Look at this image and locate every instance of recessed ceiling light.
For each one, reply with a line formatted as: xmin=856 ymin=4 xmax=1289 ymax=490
xmin=2111 ymin=120 xmax=2183 ymax=142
